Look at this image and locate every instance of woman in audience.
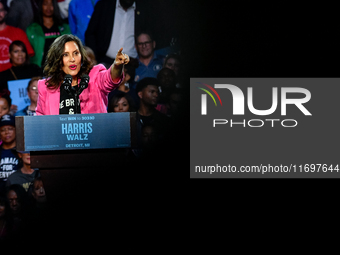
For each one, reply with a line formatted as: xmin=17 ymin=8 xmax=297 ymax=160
xmin=163 ymin=53 xmax=183 ymax=88
xmin=0 ymin=41 xmax=42 ymax=91
xmin=107 ymin=91 xmax=135 ymax=113
xmin=0 ymin=195 xmax=11 ymax=240
xmin=26 ymin=0 xmax=71 ymax=67
xmin=0 ymin=90 xmax=11 ymax=118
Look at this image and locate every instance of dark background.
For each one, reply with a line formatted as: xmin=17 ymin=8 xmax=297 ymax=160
xmin=179 ymin=2 xmax=339 ymax=78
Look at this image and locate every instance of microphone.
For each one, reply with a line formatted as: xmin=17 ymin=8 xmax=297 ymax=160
xmin=77 ymin=74 xmax=90 ymax=95
xmin=63 ymin=74 xmax=73 ymax=94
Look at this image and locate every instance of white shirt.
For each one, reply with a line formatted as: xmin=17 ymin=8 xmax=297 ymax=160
xmin=58 ymin=0 xmax=72 ymax=19
xmin=105 ymin=1 xmax=137 ymax=59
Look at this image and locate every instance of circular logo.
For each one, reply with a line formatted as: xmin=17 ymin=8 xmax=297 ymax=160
xmin=153 ymin=64 xmax=162 ymax=71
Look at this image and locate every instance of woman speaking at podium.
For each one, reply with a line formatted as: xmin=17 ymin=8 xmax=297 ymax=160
xmin=36 ymin=34 xmax=130 ymax=115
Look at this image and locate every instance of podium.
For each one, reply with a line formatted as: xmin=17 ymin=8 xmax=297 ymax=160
xmin=15 ymin=112 xmax=137 ymax=202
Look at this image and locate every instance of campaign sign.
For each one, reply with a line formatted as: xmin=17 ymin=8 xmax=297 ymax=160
xmin=7 ymin=79 xmax=31 ymax=110
xmin=19 ymin=113 xmax=132 ymax=151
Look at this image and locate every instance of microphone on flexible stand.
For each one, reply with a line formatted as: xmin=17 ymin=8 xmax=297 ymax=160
xmin=77 ymin=74 xmax=90 ymax=95
xmin=62 ymin=74 xmax=73 ymax=94
xmin=74 ymin=74 xmax=89 ymax=114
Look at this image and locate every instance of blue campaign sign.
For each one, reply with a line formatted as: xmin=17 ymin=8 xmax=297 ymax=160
xmin=20 ymin=113 xmax=132 ymax=151
xmin=7 ymin=79 xmax=31 ymax=111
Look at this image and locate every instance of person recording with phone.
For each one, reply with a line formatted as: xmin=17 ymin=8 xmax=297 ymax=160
xmin=36 ymin=34 xmax=130 ymax=115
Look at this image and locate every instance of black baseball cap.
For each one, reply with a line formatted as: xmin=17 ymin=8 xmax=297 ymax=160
xmin=0 ymin=114 xmax=15 ymax=128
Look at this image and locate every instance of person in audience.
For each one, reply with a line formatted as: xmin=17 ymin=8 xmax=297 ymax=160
xmin=68 ymin=0 xmax=100 ymax=44
xmin=0 ymin=0 xmax=35 ymax=72
xmin=26 ymin=0 xmax=71 ymax=67
xmin=15 ymin=76 xmax=41 ymax=116
xmin=0 ymin=89 xmax=17 ymax=116
xmin=163 ymin=54 xmax=181 ymax=77
xmin=7 ymin=151 xmax=39 ymax=192
xmin=28 ymin=176 xmax=48 ymax=229
xmin=0 ymin=40 xmax=42 ymax=91
xmin=0 ymin=195 xmax=11 ymax=240
xmin=84 ymin=46 xmax=97 ymax=66
xmin=36 ymin=34 xmax=129 ymax=115
xmin=131 ymin=123 xmax=159 ymax=159
xmin=6 ymin=184 xmax=29 ymax=234
xmin=107 ymin=91 xmax=135 ymax=113
xmin=0 ymin=114 xmax=19 ymax=195
xmin=157 ymin=68 xmax=176 ymax=96
xmin=6 ymin=0 xmax=40 ymax=31
xmin=57 ymin=0 xmax=71 ymax=21
xmin=85 ymin=0 xmax=150 ymax=65
xmin=0 ymin=89 xmax=11 ymax=118
xmin=141 ymin=124 xmax=158 ymax=149
xmin=166 ymin=87 xmax=183 ymax=120
xmin=136 ymin=77 xmax=169 ymax=147
xmin=163 ymin=53 xmax=183 ymax=87
xmin=156 ymin=67 xmax=176 ymax=115
xmin=134 ymin=31 xmax=164 ymax=82
xmin=31 ymin=177 xmax=46 ymax=204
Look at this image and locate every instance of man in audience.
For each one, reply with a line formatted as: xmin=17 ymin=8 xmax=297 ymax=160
xmin=0 ymin=0 xmax=34 ymax=72
xmin=6 ymin=0 xmax=40 ymax=31
xmin=136 ymin=77 xmax=169 ymax=147
xmin=134 ymin=31 xmax=164 ymax=83
xmin=85 ymin=0 xmax=150 ymax=65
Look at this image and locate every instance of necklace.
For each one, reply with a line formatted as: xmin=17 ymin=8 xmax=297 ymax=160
xmin=28 ymin=105 xmax=36 ymax=111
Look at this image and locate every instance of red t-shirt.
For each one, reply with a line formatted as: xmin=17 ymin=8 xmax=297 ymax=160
xmin=0 ymin=25 xmax=35 ymax=72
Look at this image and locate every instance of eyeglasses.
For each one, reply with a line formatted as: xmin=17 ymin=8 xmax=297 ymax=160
xmin=29 ymin=86 xmax=38 ymax=92
xmin=136 ymin=41 xmax=153 ymax=47
xmin=0 ymin=127 xmax=15 ymax=133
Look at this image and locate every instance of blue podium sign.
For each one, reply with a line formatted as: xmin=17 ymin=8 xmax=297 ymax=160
xmin=16 ymin=113 xmax=134 ymax=151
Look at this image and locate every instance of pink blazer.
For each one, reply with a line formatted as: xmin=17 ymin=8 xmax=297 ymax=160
xmin=36 ymin=64 xmax=124 ymax=115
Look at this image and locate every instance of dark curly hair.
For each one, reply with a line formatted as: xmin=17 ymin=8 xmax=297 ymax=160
xmin=35 ymin=0 xmax=63 ymax=26
xmin=43 ymin=34 xmax=94 ymax=90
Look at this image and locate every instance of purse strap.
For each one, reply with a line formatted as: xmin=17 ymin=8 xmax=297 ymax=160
xmin=9 ymin=67 xmax=18 ymax=80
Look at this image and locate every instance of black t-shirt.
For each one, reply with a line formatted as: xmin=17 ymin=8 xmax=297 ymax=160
xmin=59 ymin=84 xmax=81 ymax=115
xmin=7 ymin=168 xmax=40 ymax=192
xmin=42 ymin=23 xmax=61 ymax=66
xmin=0 ymin=64 xmax=43 ymax=90
xmin=137 ymin=110 xmax=170 ymax=144
xmin=138 ymin=110 xmax=170 ymax=130
xmin=0 ymin=147 xmax=19 ymax=194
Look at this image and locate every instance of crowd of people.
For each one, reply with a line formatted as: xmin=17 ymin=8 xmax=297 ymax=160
xmin=0 ymin=0 xmax=186 ymax=242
